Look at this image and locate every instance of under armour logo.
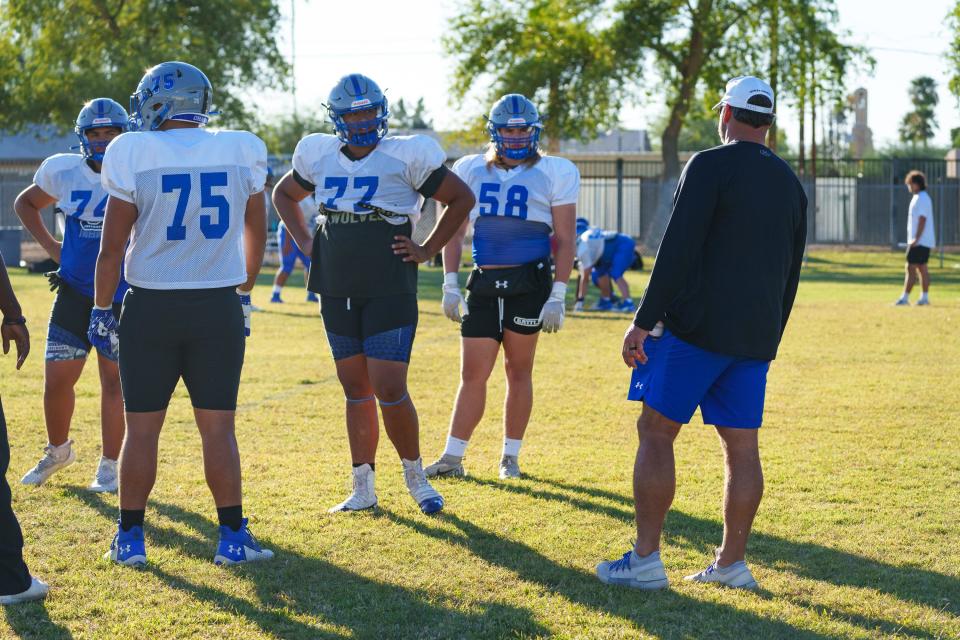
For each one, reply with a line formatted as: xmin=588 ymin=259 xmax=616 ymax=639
xmin=121 ymin=544 xmax=131 ymax=553
xmin=495 ymin=280 xmax=508 ymax=289
xmin=228 ymin=544 xmax=238 ymax=554
xmin=635 ymin=382 xmax=643 ymax=389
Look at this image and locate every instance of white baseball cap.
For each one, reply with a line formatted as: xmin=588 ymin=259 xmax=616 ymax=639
xmin=713 ymin=76 xmax=775 ymax=114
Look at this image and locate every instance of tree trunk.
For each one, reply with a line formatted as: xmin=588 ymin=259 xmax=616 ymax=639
xmin=660 ymin=0 xmax=711 ymax=178
xmin=546 ymin=76 xmax=561 ymax=153
xmin=768 ymin=0 xmax=779 ymax=151
xmin=810 ymin=60 xmax=817 ymax=178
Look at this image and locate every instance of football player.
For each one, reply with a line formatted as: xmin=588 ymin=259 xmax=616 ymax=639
xmin=272 ymin=73 xmax=474 ymax=514
xmin=425 ymin=94 xmax=579 ymax=480
xmin=574 ymin=222 xmax=637 ymax=312
xmin=90 ymin=61 xmax=272 ymax=567
xmin=15 ymin=99 xmax=128 ymax=493
xmin=270 ymin=164 xmax=318 ymax=304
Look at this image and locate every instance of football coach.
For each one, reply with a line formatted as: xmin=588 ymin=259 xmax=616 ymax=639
xmin=595 ymin=76 xmax=807 ymax=591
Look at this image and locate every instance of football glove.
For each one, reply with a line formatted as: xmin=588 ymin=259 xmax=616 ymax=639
xmin=87 ymin=307 xmax=119 ymax=359
xmin=441 ymin=272 xmax=464 ymax=323
xmin=44 ymin=270 xmax=62 ymax=293
xmin=538 ymin=282 xmax=567 ymax=333
xmin=237 ymin=289 xmax=252 ymax=337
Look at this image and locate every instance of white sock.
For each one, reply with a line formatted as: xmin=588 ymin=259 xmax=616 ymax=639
xmin=272 ymin=285 xmax=282 ymax=295
xmin=443 ymin=435 xmax=469 ymax=458
xmin=919 ymin=292 xmax=929 ymax=302
xmin=502 ymin=437 xmax=523 ymax=457
xmin=898 ymin=292 xmax=909 ymax=302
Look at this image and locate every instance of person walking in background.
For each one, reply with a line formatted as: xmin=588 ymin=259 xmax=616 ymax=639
xmin=894 ymin=170 xmax=935 ymax=306
xmin=596 ymin=76 xmax=806 ymax=591
xmin=0 ymin=254 xmax=49 ymax=605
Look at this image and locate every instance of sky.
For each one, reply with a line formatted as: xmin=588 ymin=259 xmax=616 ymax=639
xmin=257 ymin=0 xmax=959 ymax=150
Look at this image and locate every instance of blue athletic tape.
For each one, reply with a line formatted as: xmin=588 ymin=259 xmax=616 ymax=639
xmin=346 ymin=395 xmax=375 ymax=404
xmin=378 ymin=392 xmax=409 ymax=408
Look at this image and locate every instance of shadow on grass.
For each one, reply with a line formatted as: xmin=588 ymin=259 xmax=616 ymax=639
xmin=381 ymin=508 xmax=836 ymax=640
xmin=2 ymin=599 xmax=73 ymax=640
xmin=62 ymin=489 xmax=548 ymax=640
xmin=458 ymin=474 xmax=957 ymax=638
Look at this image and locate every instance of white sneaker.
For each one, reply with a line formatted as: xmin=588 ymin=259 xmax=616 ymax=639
xmin=402 ymin=458 xmax=444 ymax=514
xmin=89 ymin=456 xmax=118 ymax=493
xmin=917 ymin=297 xmax=930 ymax=306
xmin=893 ymin=298 xmax=910 ymax=306
xmin=499 ymin=455 xmax=521 ymax=479
xmin=596 ymin=549 xmax=669 ymax=590
xmin=684 ymin=558 xmax=758 ymax=590
xmin=21 ymin=441 xmax=76 ymax=486
xmin=0 ymin=577 xmax=49 ymax=605
xmin=328 ymin=464 xmax=378 ymax=512
xmin=424 ymin=453 xmax=466 ymax=478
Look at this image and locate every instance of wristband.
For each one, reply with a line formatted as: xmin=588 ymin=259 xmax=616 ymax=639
xmin=236 ymin=287 xmax=252 ymax=295
xmin=443 ymin=272 xmax=459 ymax=287
xmin=92 ymin=305 xmax=112 ymax=311
xmin=2 ymin=316 xmax=26 ymax=326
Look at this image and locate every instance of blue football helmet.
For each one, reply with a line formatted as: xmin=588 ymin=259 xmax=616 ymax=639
xmin=325 ymin=74 xmax=389 ymax=146
xmin=576 ymin=217 xmax=591 ymax=235
xmin=74 ymin=99 xmax=127 ymax=161
xmin=487 ymin=94 xmax=543 ymax=160
xmin=129 ymin=61 xmax=213 ymax=131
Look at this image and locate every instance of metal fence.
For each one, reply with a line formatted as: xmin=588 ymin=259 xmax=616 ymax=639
xmin=2 ymin=155 xmax=956 ymax=265
xmin=574 ymin=156 xmax=960 ymax=253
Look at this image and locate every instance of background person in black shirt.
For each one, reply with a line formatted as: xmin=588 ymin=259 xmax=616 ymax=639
xmin=596 ymin=76 xmax=806 ymax=591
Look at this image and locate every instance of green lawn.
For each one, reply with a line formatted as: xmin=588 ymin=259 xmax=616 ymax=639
xmin=2 ymin=251 xmax=959 ymax=639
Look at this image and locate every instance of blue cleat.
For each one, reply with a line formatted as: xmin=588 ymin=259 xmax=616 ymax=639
xmin=270 ymin=292 xmax=283 ymax=303
xmin=617 ymin=298 xmax=636 ymax=313
xmin=306 ymin=292 xmax=319 ymax=303
xmin=104 ymin=523 xmax=147 ymax=567
xmin=593 ymin=298 xmax=614 ymax=312
xmin=402 ymin=458 xmax=445 ymax=515
xmin=213 ymin=518 xmax=274 ymax=566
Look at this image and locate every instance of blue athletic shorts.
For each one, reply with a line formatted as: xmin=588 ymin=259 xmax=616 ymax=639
xmin=278 ymin=224 xmax=311 ymax=274
xmin=592 ymin=235 xmax=636 ymax=284
xmin=627 ymin=329 xmax=770 ymax=428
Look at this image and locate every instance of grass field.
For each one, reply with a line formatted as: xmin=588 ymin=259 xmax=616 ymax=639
xmin=1 ymin=251 xmax=959 ymax=639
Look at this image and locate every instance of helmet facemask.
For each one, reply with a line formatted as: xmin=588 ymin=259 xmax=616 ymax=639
xmin=328 ymin=100 xmax=390 ymax=147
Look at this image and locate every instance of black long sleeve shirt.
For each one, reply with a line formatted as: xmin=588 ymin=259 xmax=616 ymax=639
xmin=634 ymin=141 xmax=807 ymax=361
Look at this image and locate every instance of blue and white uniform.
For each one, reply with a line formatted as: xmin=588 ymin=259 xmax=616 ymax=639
xmin=453 ymin=154 xmax=580 ymax=266
xmin=577 ymin=228 xmax=636 ymax=284
xmin=451 ymin=153 xmax=580 ymax=339
xmin=33 ymin=154 xmax=128 ymax=361
xmin=277 ymin=196 xmax=315 ymax=273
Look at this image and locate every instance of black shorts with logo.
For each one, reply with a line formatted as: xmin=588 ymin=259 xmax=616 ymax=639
xmin=906 ymin=245 xmax=931 ymax=265
xmin=320 ymin=293 xmax=418 ymax=362
xmin=308 ymin=210 xmax=418 ymax=298
xmin=119 ymin=286 xmax=245 ymax=412
xmin=461 ymin=258 xmax=553 ymax=342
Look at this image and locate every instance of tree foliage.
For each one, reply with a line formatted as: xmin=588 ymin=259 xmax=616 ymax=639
xmin=0 ymin=0 xmax=288 ymax=132
xmin=445 ymin=0 xmax=868 ymax=174
xmin=898 ymin=76 xmax=938 ymax=148
xmin=391 ymin=97 xmax=433 ymax=130
xmin=255 ymin=111 xmax=331 ymax=157
xmin=443 ymin=0 xmax=636 ymax=151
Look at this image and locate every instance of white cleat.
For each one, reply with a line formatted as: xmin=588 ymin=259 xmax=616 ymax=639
xmin=596 ymin=549 xmax=669 ymax=590
xmin=684 ymin=558 xmax=758 ymax=590
xmin=917 ymin=298 xmax=930 ymax=306
xmin=21 ymin=441 xmax=76 ymax=486
xmin=402 ymin=458 xmax=444 ymax=514
xmin=893 ymin=298 xmax=910 ymax=306
xmin=328 ymin=463 xmax=378 ymax=512
xmin=499 ymin=455 xmax=521 ymax=479
xmin=0 ymin=577 xmax=49 ymax=605
xmin=424 ymin=454 xmax=466 ymax=478
xmin=88 ymin=456 xmax=118 ymax=493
